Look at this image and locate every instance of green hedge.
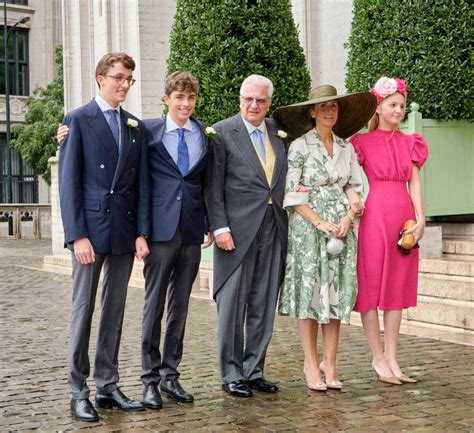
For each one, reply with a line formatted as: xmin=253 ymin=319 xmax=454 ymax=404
xmin=167 ymin=0 xmax=311 ymax=125
xmin=345 ymin=0 xmax=473 ymax=121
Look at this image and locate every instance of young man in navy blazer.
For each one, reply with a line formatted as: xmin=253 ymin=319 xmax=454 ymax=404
xmin=59 ymin=52 xmax=149 ymax=421
xmin=138 ymin=72 xmax=213 ymax=409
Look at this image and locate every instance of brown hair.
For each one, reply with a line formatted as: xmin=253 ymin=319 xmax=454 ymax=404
xmin=95 ymin=52 xmax=136 ymax=88
xmin=164 ymin=71 xmax=200 ymax=96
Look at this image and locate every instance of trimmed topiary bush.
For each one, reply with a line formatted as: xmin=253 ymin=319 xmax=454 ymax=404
xmin=345 ymin=0 xmax=473 ymax=121
xmin=167 ymin=0 xmax=311 ymax=125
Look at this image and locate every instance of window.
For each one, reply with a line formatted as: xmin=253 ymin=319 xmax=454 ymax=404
xmin=0 ymin=134 xmax=38 ymax=203
xmin=0 ymin=26 xmax=29 ymax=95
xmin=4 ymin=1 xmax=28 ymax=5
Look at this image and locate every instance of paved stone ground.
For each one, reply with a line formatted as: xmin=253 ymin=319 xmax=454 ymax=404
xmin=1 ymin=239 xmax=473 ymax=432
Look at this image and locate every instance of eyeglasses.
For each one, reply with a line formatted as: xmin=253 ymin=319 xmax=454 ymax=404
xmin=240 ymin=95 xmax=270 ymax=105
xmin=105 ymin=75 xmax=136 ymax=86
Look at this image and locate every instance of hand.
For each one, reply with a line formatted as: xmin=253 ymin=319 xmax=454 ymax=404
xmin=294 ymin=183 xmax=309 ymax=193
xmin=345 ymin=188 xmax=365 ymax=215
xmin=405 ymin=219 xmax=425 ymax=243
xmin=57 ymin=123 xmax=69 ymax=144
xmin=73 ymin=237 xmax=95 ymax=264
xmin=215 ymin=232 xmax=235 ymax=251
xmin=201 ymin=232 xmax=214 ymax=249
xmin=135 ymin=236 xmax=149 ymax=260
xmin=337 ymin=216 xmax=352 ymax=238
xmin=315 ymin=220 xmax=340 ymax=236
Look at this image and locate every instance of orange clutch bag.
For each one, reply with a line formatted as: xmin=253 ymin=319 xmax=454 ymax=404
xmin=398 ymin=219 xmax=417 ymax=250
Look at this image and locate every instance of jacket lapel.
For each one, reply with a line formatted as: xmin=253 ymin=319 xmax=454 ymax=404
xmin=232 ymin=115 xmax=268 ymax=185
xmin=85 ymin=100 xmax=119 ymax=165
xmin=110 ymin=109 xmax=135 ymax=189
xmin=187 ymin=118 xmax=208 ymax=174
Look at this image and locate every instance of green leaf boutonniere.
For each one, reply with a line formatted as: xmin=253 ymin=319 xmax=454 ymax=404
xmin=205 ymin=126 xmax=217 ymax=140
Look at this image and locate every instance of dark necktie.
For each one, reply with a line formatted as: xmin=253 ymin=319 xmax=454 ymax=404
xmin=106 ymin=109 xmax=120 ymax=151
xmin=177 ymin=128 xmax=189 ymax=176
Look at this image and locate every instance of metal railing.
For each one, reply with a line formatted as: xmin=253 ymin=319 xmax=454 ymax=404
xmin=0 ymin=204 xmax=51 ymax=239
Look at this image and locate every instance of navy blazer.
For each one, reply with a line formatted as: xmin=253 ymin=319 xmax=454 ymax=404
xmin=143 ymin=116 xmax=208 ymax=245
xmin=59 ymin=99 xmax=149 ymax=255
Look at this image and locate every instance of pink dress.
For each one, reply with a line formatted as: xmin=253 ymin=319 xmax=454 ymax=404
xmin=350 ymin=130 xmax=428 ymax=312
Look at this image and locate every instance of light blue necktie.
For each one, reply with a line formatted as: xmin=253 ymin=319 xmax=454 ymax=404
xmin=177 ymin=128 xmax=190 ymax=176
xmin=251 ymin=129 xmax=266 ymax=163
xmin=106 ymin=109 xmax=120 ymax=152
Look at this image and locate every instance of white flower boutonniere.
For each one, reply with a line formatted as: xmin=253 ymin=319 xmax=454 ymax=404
xmin=205 ymin=126 xmax=217 ymax=139
xmin=126 ymin=118 xmax=139 ymax=129
xmin=277 ymin=130 xmax=288 ymax=139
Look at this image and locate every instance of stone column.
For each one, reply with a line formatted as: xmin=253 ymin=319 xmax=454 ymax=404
xmin=48 ymin=152 xmax=66 ymax=256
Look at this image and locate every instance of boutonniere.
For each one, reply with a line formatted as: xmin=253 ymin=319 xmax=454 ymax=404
xmin=204 ymin=126 xmax=217 ymax=140
xmin=126 ymin=118 xmax=139 ymax=130
xmin=276 ymin=130 xmax=288 ymax=139
xmin=125 ymin=118 xmax=139 ymax=141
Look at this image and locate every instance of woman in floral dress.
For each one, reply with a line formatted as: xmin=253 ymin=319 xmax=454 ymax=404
xmin=273 ymin=85 xmax=376 ymax=391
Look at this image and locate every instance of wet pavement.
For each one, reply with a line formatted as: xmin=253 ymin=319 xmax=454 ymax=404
xmin=0 ymin=239 xmax=473 ymax=432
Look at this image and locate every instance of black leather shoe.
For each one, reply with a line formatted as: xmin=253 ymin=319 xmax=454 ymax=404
xmin=160 ymin=377 xmax=194 ymax=403
xmin=247 ymin=377 xmax=279 ymax=393
xmin=70 ymin=398 xmax=99 ymax=422
xmin=222 ymin=381 xmax=254 ymax=398
xmin=95 ymin=388 xmax=144 ymax=411
xmin=142 ymin=383 xmax=163 ymax=409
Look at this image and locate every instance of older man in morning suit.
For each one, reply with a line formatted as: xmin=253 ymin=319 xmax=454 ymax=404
xmin=59 ymin=52 xmax=148 ymax=421
xmin=205 ymin=75 xmax=288 ymax=397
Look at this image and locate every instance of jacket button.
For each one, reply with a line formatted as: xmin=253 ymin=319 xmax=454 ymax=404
xmin=177 ymin=196 xmax=181 ymax=201
xmin=99 ymin=164 xmax=105 ymax=169
xmin=126 ymin=190 xmax=131 ymax=195
xmin=127 ymin=210 xmax=132 ymax=215
xmin=110 ymin=189 xmax=114 ymax=194
xmin=106 ymin=209 xmax=111 ymax=213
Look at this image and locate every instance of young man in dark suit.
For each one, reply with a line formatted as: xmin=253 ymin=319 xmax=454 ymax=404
xmin=59 ymin=52 xmax=148 ymax=421
xmin=138 ymin=71 xmax=213 ymax=409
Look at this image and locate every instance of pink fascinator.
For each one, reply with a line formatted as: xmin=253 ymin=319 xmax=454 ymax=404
xmin=370 ymin=77 xmax=407 ymax=103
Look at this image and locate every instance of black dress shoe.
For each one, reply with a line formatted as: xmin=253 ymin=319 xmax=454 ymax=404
xmin=247 ymin=377 xmax=279 ymax=393
xmin=142 ymin=383 xmax=163 ymax=409
xmin=222 ymin=381 xmax=254 ymax=398
xmin=95 ymin=388 xmax=144 ymax=411
xmin=160 ymin=377 xmax=194 ymax=403
xmin=70 ymin=398 xmax=99 ymax=422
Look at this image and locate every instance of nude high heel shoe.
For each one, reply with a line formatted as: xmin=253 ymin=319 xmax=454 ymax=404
xmin=396 ymin=373 xmax=418 ymax=383
xmin=371 ymin=360 xmax=402 ymax=385
xmin=303 ymin=366 xmax=327 ymax=391
xmin=319 ymin=362 xmax=342 ymax=390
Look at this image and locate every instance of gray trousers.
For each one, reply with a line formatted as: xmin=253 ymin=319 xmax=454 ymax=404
xmin=68 ymin=252 xmax=135 ymax=400
xmin=141 ymin=230 xmax=201 ymax=385
xmin=216 ymin=206 xmax=283 ymax=384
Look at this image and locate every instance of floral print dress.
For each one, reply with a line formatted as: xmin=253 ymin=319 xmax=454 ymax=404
xmin=279 ymin=130 xmax=363 ymax=324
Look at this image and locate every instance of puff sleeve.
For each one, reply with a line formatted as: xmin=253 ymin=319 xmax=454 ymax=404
xmin=411 ymin=133 xmax=429 ymax=169
xmin=283 ymin=137 xmax=309 ymax=210
xmin=349 ymin=134 xmax=365 ymax=166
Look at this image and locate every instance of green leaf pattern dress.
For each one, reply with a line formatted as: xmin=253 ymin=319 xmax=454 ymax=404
xmin=279 ymin=130 xmax=363 ymax=324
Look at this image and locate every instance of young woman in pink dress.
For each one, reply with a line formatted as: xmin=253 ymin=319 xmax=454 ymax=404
xmin=350 ymin=77 xmax=428 ymax=385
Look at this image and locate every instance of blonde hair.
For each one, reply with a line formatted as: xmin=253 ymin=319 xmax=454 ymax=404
xmin=368 ymin=91 xmax=406 ymax=132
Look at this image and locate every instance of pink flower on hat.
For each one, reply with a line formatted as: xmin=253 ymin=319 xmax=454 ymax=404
xmin=371 ymin=76 xmax=407 ymax=103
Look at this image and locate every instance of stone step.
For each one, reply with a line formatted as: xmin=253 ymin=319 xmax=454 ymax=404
xmin=407 ymin=295 xmax=473 ymax=331
xmin=442 ymin=236 xmax=474 ymax=255
xmin=439 ymin=223 xmax=474 ymax=236
xmin=418 ymin=274 xmax=474 ymax=302
xmin=419 ymin=254 xmax=474 ymax=277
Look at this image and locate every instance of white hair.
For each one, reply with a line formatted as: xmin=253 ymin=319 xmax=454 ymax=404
xmin=240 ymin=74 xmax=274 ymax=99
